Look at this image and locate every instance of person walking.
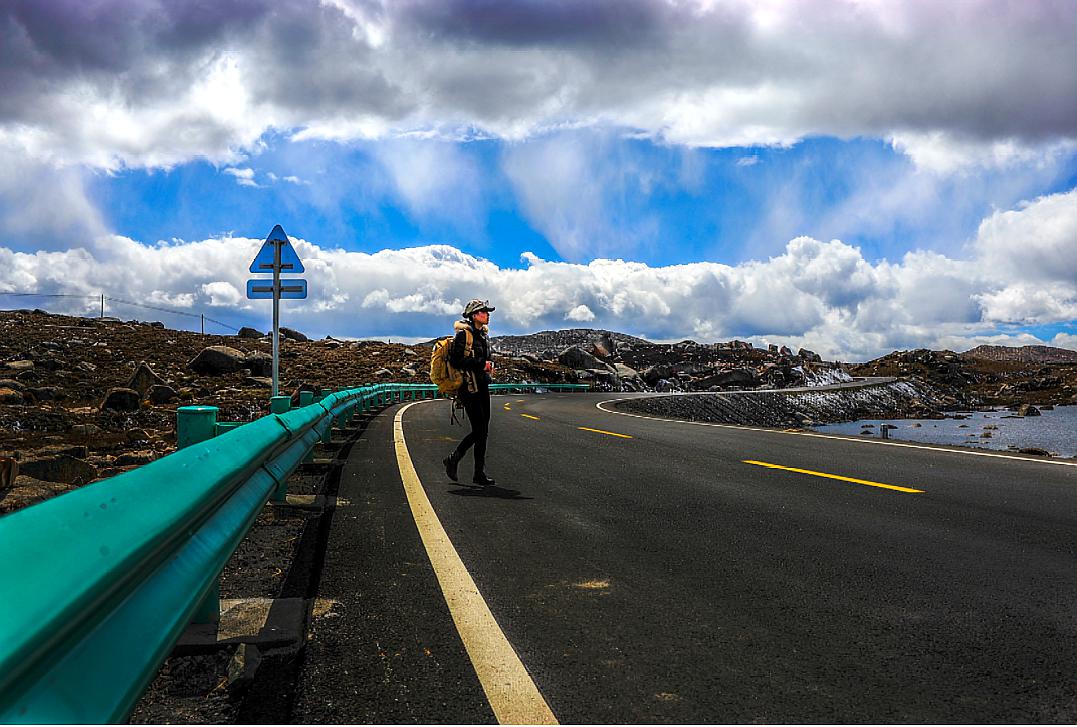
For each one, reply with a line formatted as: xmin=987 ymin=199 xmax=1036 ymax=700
xmin=444 ymin=299 xmax=497 ymax=486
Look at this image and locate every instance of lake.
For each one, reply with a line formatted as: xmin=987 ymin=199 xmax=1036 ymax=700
xmin=813 ymin=405 xmax=1077 ymax=458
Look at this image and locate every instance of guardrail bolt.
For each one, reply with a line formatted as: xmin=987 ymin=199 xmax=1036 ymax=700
xmin=176 ymin=406 xmax=219 ymax=449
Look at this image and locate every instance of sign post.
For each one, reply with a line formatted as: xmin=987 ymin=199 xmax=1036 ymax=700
xmin=247 ymin=225 xmax=306 ymax=397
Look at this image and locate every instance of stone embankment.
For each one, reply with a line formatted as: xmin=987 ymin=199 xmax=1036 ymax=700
xmin=616 ymin=378 xmax=959 ymax=427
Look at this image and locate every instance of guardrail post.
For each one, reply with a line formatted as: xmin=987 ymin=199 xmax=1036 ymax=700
xmin=176 ymin=406 xmax=218 ymax=449
xmin=299 ymin=390 xmax=314 ymax=407
xmin=270 ymin=395 xmax=291 ymax=414
xmin=176 ymin=407 xmax=222 ymax=624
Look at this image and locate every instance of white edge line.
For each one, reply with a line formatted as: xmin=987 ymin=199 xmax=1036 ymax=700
xmin=595 ymin=397 xmax=1077 ymax=468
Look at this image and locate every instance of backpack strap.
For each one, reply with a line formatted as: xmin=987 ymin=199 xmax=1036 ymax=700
xmin=463 ymin=328 xmax=478 ymax=394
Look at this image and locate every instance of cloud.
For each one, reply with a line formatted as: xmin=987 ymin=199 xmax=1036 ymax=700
xmin=1 ymin=0 xmax=1075 ymax=173
xmin=565 ymin=304 xmax=595 ymax=322
xmin=223 ymin=167 xmax=260 ymax=187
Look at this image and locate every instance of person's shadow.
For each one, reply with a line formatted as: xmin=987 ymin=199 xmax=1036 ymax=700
xmin=447 ymin=482 xmax=532 ymax=500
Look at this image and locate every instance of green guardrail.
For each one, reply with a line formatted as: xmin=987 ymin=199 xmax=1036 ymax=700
xmin=0 ymin=381 xmax=588 ymax=723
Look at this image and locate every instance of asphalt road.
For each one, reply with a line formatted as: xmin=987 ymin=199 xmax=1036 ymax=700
xmin=301 ymin=392 xmax=1077 ymax=723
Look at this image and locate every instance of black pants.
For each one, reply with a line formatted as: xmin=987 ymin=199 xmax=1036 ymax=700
xmin=453 ymin=387 xmax=490 ymax=475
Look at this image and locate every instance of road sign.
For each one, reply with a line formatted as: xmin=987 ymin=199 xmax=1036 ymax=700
xmin=246 ymin=279 xmax=307 ymax=300
xmin=249 ymin=224 xmax=304 ymax=273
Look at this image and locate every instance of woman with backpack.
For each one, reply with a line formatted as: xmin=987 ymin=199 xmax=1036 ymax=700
xmin=443 ymin=299 xmax=497 ymax=487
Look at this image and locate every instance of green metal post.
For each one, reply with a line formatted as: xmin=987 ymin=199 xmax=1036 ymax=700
xmin=176 ymin=406 xmax=218 ymax=449
xmin=299 ymin=390 xmax=314 ymax=407
xmin=176 ymin=405 xmax=221 ymax=623
xmin=214 ymin=422 xmax=242 ymax=436
xmin=270 ymin=395 xmax=291 ymax=414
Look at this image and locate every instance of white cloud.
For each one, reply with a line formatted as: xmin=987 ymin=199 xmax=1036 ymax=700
xmin=1 ymin=1 xmax=1074 ymax=173
xmin=565 ymin=304 xmax=595 ymax=322
xmin=0 ymin=187 xmax=1072 ymax=360
xmin=223 ymin=167 xmax=260 ymax=187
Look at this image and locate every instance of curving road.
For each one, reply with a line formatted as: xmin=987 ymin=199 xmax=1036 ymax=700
xmin=298 ymin=392 xmax=1077 ymax=724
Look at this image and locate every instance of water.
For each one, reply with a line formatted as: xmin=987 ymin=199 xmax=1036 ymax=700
xmin=813 ymin=405 xmax=1077 ymax=458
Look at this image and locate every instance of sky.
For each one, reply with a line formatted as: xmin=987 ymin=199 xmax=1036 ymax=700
xmin=1 ymin=0 xmax=1076 ymax=361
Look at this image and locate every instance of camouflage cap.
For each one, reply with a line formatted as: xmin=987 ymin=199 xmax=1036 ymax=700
xmin=462 ymin=299 xmax=495 ymax=317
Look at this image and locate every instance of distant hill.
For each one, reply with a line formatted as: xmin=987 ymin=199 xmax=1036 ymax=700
xmin=963 ymin=345 xmax=1077 ymax=364
xmin=491 ymin=328 xmax=652 ymax=355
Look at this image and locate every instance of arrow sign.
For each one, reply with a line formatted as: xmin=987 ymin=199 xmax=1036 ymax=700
xmin=249 ymin=224 xmax=305 ymax=273
xmin=246 ymin=279 xmax=307 ymax=300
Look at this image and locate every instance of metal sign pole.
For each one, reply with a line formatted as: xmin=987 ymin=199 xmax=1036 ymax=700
xmin=272 ymin=240 xmax=281 ymax=398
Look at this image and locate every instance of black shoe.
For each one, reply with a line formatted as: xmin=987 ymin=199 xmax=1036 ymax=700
xmin=444 ymin=454 xmax=459 ymax=481
xmin=473 ymin=473 xmax=496 ymax=487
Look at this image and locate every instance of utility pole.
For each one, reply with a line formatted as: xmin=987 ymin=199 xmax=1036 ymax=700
xmin=99 ymin=294 xmax=104 ymax=319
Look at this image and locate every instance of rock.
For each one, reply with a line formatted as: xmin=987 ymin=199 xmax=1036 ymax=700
xmin=34 ymin=357 xmax=63 ymax=371
xmin=697 ymin=368 xmax=759 ymax=389
xmin=0 ymin=379 xmax=24 ymax=391
xmin=1016 ymin=447 xmax=1052 ymax=457
xmin=797 ymin=348 xmax=822 ymax=363
xmin=76 ymin=361 xmax=98 ymax=373
xmin=18 ymin=454 xmax=97 ymax=485
xmin=149 ymin=321 xmax=165 ymax=329
xmin=27 ymin=386 xmax=64 ymax=402
xmin=242 ymin=352 xmax=274 ymax=377
xmin=237 ymin=326 xmax=264 ymax=339
xmin=403 ymin=348 xmax=417 ymax=357
xmin=114 ymin=451 xmax=155 ymax=466
xmin=188 ymin=346 xmax=246 ymax=375
xmin=101 ymin=387 xmax=141 ymax=412
xmin=280 ymin=327 xmax=308 ymax=342
xmin=243 ymin=377 xmax=273 ymax=388
xmin=0 ymin=387 xmax=24 ymax=404
xmin=4 ymin=360 xmax=33 ymax=371
xmin=69 ymin=423 xmax=103 ymax=438
xmin=127 ymin=361 xmax=165 ymax=394
xmin=148 ymin=384 xmax=179 ymax=404
xmin=557 ymin=345 xmax=605 ymax=371
xmin=0 ymin=456 xmax=18 ymax=490
xmin=1015 ymin=403 xmax=1041 ymax=417
xmin=613 ymin=363 xmax=640 ymax=380
xmin=227 ymin=644 xmax=262 ymax=692
xmin=374 ymin=368 xmax=392 ymax=378
xmin=401 ymin=367 xmax=417 ymax=377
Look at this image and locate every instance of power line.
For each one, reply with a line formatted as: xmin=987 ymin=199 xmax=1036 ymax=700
xmin=0 ymin=291 xmax=240 ymax=333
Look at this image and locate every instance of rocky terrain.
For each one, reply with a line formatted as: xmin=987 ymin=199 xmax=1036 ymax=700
xmin=964 ymin=344 xmax=1077 ymax=364
xmin=849 ymin=348 xmax=1077 ymax=409
xmin=493 ymin=328 xmax=851 ymax=392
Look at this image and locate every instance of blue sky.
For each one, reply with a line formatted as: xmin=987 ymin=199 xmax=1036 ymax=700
xmin=0 ymin=0 xmax=1075 ymax=359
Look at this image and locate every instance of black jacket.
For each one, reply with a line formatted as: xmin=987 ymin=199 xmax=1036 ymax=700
xmin=449 ymin=320 xmax=491 ymax=391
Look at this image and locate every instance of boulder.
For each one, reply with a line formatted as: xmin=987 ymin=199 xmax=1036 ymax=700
xmin=237 ymin=326 xmax=264 ymax=339
xmin=4 ymin=360 xmax=33 ymax=372
xmin=697 ymin=368 xmax=760 ymax=389
xmin=27 ymin=387 xmax=64 ymax=402
xmin=0 ymin=387 xmax=24 ymax=404
xmin=244 ymin=377 xmax=273 ymax=388
xmin=613 ymin=363 xmax=640 ymax=380
xmin=798 ymin=348 xmax=822 ymax=363
xmin=76 ymin=361 xmax=98 ymax=373
xmin=19 ymin=454 xmax=97 ymax=485
xmin=401 ymin=367 xmax=417 ymax=377
xmin=374 ymin=368 xmax=392 ymax=378
xmin=148 ymin=384 xmax=179 ymax=404
xmin=188 ymin=345 xmax=246 ymax=375
xmin=243 ymin=352 xmax=274 ymax=377
xmin=557 ymin=345 xmax=604 ymax=371
xmin=0 ymin=456 xmax=17 ymax=490
xmin=101 ymin=387 xmax=141 ymax=412
xmin=127 ymin=361 xmax=165 ymax=394
xmin=280 ymin=327 xmax=309 ymax=342
xmin=1015 ymin=403 xmax=1041 ymax=417
xmin=0 ymin=379 xmax=24 ymax=391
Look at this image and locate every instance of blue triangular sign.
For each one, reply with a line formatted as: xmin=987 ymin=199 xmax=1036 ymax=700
xmin=249 ymin=224 xmax=305 ymax=273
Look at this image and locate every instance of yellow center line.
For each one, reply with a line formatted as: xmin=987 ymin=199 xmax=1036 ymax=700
xmin=742 ymin=460 xmax=924 ymax=493
xmin=394 ymin=403 xmax=558 ymax=724
xmin=503 ymin=404 xmax=511 ymax=410
xmin=578 ymin=426 xmax=633 ymax=439
xmin=521 ymin=414 xmax=540 ymax=420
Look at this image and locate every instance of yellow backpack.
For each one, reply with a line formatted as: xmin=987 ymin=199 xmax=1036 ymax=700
xmin=430 ymin=328 xmax=473 ymax=394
